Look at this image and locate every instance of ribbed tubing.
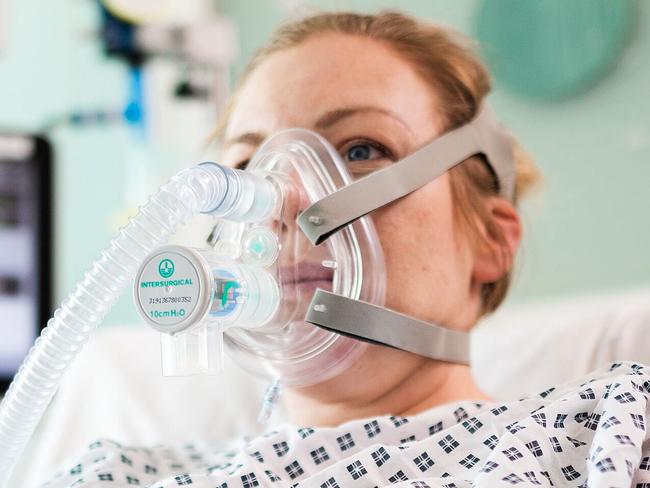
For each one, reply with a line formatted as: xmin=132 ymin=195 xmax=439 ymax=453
xmin=0 ymin=163 xmax=249 ymax=487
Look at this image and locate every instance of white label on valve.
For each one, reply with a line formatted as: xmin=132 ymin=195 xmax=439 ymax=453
xmin=135 ymin=249 xmax=206 ymax=332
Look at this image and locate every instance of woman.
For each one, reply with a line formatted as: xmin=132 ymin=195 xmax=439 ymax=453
xmin=43 ymin=10 xmax=650 ymax=488
xmin=217 ymin=10 xmax=536 ymax=428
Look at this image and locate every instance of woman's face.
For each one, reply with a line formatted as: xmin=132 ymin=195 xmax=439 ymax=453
xmin=221 ymin=33 xmax=482 ymax=334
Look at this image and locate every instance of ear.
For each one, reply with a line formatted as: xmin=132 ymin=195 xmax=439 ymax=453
xmin=471 ymin=197 xmax=522 ymax=283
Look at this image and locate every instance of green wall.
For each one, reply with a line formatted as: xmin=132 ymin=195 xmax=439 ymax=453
xmin=0 ymin=0 xmax=648 ymax=327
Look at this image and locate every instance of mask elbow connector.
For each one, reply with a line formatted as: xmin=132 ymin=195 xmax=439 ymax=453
xmin=198 ymin=162 xmax=279 ymax=223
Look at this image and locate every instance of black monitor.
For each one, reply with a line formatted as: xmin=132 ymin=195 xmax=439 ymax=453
xmin=0 ymin=134 xmax=52 ymax=392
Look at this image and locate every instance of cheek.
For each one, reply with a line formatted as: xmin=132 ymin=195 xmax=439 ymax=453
xmin=371 ymin=175 xmax=471 ymax=320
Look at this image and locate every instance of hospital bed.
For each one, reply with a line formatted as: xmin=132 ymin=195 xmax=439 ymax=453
xmin=9 ymin=285 xmax=650 ymax=488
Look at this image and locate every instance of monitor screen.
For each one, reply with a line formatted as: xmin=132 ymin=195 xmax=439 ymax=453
xmin=0 ymin=134 xmax=51 ymax=390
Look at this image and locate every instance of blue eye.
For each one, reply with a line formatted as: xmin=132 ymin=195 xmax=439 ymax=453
xmin=343 ymin=143 xmax=385 ymax=163
xmin=347 ymin=144 xmax=371 ymax=161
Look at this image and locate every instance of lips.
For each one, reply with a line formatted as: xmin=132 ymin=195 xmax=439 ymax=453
xmin=280 ymin=261 xmax=334 ymax=284
xmin=279 ymin=262 xmax=334 ymax=301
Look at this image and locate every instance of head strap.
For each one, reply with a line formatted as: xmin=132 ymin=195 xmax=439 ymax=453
xmin=305 ymin=290 xmax=470 ymax=364
xmin=297 ymin=105 xmax=516 ymax=245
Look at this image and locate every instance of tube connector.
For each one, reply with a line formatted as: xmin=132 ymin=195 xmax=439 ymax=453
xmin=134 ymin=245 xmax=280 ymax=377
xmin=198 ymin=162 xmax=278 ymax=223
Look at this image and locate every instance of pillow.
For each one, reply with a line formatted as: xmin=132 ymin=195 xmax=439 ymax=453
xmin=472 ymin=286 xmax=650 ymax=399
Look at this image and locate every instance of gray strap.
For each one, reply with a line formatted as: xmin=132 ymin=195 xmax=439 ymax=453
xmin=305 ymin=289 xmax=470 ymax=365
xmin=297 ymin=105 xmax=515 ymax=245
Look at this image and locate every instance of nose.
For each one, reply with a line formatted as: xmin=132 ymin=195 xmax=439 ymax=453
xmin=270 ymin=174 xmax=315 ymax=258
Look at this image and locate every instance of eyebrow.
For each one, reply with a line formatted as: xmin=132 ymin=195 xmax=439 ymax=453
xmin=223 ymin=105 xmax=413 ymax=149
xmin=315 ymin=105 xmax=412 ymax=133
xmin=223 ymin=131 xmax=266 ymax=149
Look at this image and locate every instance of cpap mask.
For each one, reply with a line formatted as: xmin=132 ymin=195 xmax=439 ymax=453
xmin=133 ymin=105 xmax=517 ymax=391
xmin=0 ymin=105 xmax=517 ymax=486
xmin=133 ymin=129 xmax=386 ymax=387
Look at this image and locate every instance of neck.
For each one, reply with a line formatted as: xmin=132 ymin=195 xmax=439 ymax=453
xmin=282 ymin=345 xmax=489 ymax=427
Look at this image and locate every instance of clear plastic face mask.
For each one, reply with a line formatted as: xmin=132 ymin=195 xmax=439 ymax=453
xmin=134 ymin=129 xmax=386 ymax=387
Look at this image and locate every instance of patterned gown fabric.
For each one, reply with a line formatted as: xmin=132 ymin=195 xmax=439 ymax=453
xmin=41 ymin=362 xmax=650 ymax=488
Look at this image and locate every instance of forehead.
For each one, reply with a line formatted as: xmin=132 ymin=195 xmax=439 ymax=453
xmin=226 ymin=33 xmax=438 ymax=138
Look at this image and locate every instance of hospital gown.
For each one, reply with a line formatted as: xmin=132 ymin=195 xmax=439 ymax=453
xmin=41 ymin=362 xmax=650 ymax=488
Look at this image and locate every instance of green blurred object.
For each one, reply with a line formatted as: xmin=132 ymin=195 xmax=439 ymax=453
xmin=475 ymin=0 xmax=635 ymax=101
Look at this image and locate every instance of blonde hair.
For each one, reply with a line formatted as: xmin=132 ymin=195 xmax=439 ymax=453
xmin=214 ymin=10 xmax=541 ymax=317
